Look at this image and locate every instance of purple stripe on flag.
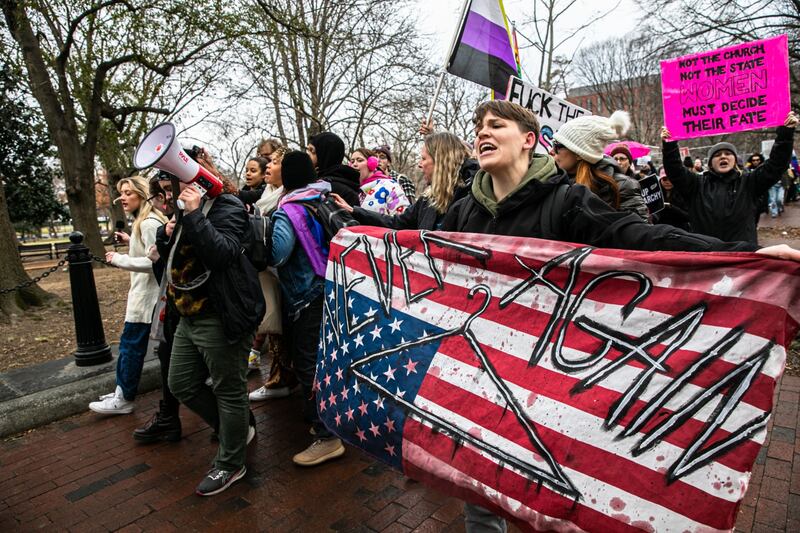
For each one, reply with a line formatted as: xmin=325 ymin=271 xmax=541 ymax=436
xmin=460 ymin=10 xmax=516 ymax=71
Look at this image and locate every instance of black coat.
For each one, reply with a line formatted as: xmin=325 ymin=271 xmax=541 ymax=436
xmin=442 ymin=170 xmax=757 ymax=253
xmin=156 ymin=193 xmax=265 ymax=342
xmin=662 ymin=126 xmax=795 ymax=243
xmin=320 ymin=164 xmax=361 ymax=207
xmin=237 ymin=182 xmax=266 ymax=211
xmin=352 ymin=185 xmax=469 ymax=231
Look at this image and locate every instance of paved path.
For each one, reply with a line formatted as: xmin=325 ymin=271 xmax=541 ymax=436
xmin=2 ymin=371 xmax=800 ymax=532
xmin=2 ymin=204 xmax=800 ymax=532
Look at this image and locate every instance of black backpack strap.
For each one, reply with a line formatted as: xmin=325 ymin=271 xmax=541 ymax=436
xmin=540 ymin=184 xmax=569 ymax=240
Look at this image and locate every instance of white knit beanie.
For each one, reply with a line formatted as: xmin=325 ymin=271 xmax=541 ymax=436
xmin=553 ymin=111 xmax=631 ymax=164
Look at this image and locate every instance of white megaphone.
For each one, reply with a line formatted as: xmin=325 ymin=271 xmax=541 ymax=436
xmin=133 ymin=122 xmax=223 ymax=209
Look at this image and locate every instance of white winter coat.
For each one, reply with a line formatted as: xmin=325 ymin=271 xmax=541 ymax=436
xmin=110 ymin=215 xmax=163 ymax=324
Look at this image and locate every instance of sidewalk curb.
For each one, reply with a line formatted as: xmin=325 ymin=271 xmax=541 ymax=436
xmin=0 ymin=352 xmax=161 ymax=439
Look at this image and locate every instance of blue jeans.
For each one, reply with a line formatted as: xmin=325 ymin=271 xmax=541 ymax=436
xmin=116 ymin=322 xmax=152 ymax=401
xmin=768 ymin=183 xmax=784 ymax=217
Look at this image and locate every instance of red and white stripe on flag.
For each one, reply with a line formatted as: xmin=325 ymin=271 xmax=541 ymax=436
xmin=322 ymin=227 xmax=800 ymax=532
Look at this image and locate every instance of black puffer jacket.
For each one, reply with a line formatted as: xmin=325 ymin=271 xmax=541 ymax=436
xmin=663 ymin=126 xmax=795 ymax=243
xmin=156 ymin=193 xmax=265 ymax=342
xmin=443 ymin=161 xmax=757 ymax=253
xmin=582 ymin=156 xmax=650 ymax=222
xmin=352 ymin=185 xmax=469 ymax=231
xmin=237 ymin=181 xmax=266 ymax=212
xmin=309 ymin=131 xmax=362 ymax=206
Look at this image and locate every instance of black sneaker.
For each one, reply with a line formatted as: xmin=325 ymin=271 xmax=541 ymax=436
xmin=195 ymin=465 xmax=246 ymax=496
xmin=133 ymin=403 xmax=181 ymax=443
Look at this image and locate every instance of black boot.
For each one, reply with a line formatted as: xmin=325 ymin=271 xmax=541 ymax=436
xmin=133 ymin=401 xmax=181 ymax=443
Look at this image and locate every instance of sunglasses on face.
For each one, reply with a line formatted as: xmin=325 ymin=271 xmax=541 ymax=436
xmin=552 ymin=142 xmax=565 ymax=154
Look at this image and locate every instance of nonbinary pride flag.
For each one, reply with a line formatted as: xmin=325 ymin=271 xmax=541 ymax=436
xmin=446 ymin=0 xmax=518 ymax=95
xmin=316 ymin=227 xmax=800 ymax=532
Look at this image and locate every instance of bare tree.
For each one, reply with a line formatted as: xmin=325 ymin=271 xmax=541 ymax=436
xmin=240 ymin=0 xmax=428 ymax=152
xmin=571 ymin=33 xmax=686 ymax=144
xmin=1 ymin=0 xmax=246 ymax=255
xmin=517 ymin=0 xmax=622 ymax=92
xmin=638 ymin=0 xmax=800 ymax=109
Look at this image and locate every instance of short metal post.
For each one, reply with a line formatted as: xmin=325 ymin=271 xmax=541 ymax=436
xmin=67 ymin=232 xmax=112 ymax=366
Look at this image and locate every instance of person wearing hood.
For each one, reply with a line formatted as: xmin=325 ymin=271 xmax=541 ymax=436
xmin=442 ymin=99 xmax=800 ymax=533
xmin=661 ymin=111 xmax=798 ymax=243
xmin=269 ymin=151 xmax=345 ymax=468
xmin=306 ymin=132 xmax=361 ymax=207
xmin=550 ymin=111 xmax=650 ymax=222
xmin=334 ymin=132 xmax=470 ymax=231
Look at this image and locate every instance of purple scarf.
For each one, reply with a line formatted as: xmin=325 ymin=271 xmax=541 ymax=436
xmin=280 ymin=181 xmax=331 ymax=277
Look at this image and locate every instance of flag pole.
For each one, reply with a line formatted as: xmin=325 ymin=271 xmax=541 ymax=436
xmin=424 ymin=0 xmax=472 ymax=128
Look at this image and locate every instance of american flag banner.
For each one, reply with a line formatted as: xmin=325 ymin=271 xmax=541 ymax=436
xmin=315 ymin=227 xmax=800 ymax=532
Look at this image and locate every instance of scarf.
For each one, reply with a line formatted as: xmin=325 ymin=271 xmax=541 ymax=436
xmin=255 ymin=184 xmax=284 ymax=213
xmin=360 ymin=169 xmax=390 ymax=186
xmin=279 ymin=181 xmax=331 ymax=207
xmin=279 ymin=181 xmax=332 ymax=277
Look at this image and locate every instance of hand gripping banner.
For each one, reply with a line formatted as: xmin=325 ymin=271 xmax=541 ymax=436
xmin=315 ymin=227 xmax=800 ymax=532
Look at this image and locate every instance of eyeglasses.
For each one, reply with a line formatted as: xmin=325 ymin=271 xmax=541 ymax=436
xmin=552 ymin=142 xmax=564 ymax=154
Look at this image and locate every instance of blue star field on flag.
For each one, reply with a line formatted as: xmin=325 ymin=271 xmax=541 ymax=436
xmin=315 ymin=279 xmax=445 ymax=468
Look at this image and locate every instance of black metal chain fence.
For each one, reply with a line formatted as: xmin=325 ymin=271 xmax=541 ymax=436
xmin=0 ymin=256 xmax=114 ymax=295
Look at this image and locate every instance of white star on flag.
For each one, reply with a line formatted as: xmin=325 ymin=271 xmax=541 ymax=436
xmin=403 ymin=358 xmax=419 ymax=375
xmin=369 ymin=422 xmax=381 ymax=437
xmin=370 ymin=325 xmax=382 ymax=340
xmin=383 ymin=365 xmax=397 ymax=382
xmin=389 ymin=318 xmax=403 ymax=332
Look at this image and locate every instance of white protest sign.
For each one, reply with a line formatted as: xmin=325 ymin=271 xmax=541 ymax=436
xmin=506 ymin=76 xmax=591 ymax=154
xmin=761 ymin=139 xmax=775 ymax=157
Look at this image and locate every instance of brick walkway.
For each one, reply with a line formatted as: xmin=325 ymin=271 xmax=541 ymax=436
xmin=1 ymin=372 xmax=799 ymax=531
xmin=0 ymin=378 xmax=469 ymax=533
xmin=2 ymin=204 xmax=800 ymax=532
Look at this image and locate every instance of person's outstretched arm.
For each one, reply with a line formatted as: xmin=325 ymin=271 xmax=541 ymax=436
xmin=661 ymin=127 xmax=700 ymax=197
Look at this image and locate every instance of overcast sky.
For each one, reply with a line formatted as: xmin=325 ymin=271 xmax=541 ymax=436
xmin=183 ymin=0 xmax=643 ymax=170
xmin=417 ymin=0 xmax=641 ymax=79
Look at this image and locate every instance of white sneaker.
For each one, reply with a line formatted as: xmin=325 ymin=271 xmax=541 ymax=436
xmin=89 ymin=386 xmax=133 ymax=415
xmin=97 ymin=391 xmax=115 ymax=400
xmin=249 ymin=385 xmax=291 ymax=401
xmin=247 ymin=425 xmax=256 ymax=445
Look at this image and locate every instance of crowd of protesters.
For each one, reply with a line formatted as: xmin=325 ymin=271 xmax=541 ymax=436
xmin=89 ymin=98 xmax=799 ymax=516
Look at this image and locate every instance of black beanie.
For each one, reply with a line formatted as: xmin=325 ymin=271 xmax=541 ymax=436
xmin=309 ymin=132 xmax=345 ymax=173
xmin=281 ymin=151 xmax=317 ymax=191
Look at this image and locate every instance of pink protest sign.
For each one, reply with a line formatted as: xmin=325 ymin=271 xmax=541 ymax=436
xmin=661 ymin=34 xmax=790 ymax=140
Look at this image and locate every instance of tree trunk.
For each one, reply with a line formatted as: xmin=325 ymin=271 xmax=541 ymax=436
xmin=63 ymin=150 xmax=106 ymax=257
xmin=106 ymin=168 xmax=128 ymax=234
xmin=0 ymin=183 xmax=57 ymax=322
xmin=2 ymin=1 xmax=105 ymax=258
